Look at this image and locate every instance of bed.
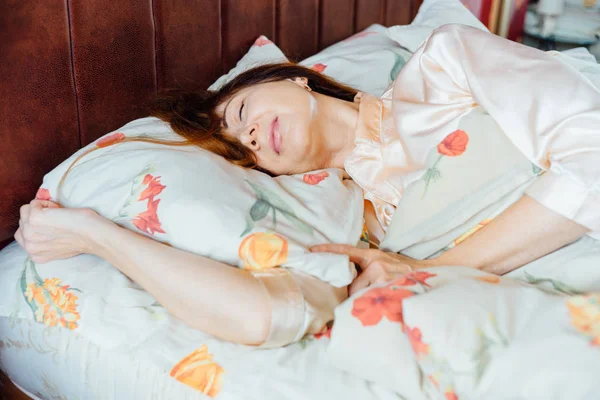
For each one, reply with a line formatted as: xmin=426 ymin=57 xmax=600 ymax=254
xmin=3 ymin=1 xmax=600 ymax=399
xmin=0 ymin=1 xmax=421 ymax=398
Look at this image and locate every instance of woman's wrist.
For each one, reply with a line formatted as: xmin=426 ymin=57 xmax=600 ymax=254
xmin=78 ymin=209 xmax=121 ymax=258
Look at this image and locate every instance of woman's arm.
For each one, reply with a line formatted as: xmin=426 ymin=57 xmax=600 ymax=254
xmin=16 ymin=201 xmax=271 ymax=345
xmin=93 ymin=218 xmax=272 ymax=345
xmin=429 ymin=194 xmax=589 ymax=274
xmin=313 ymin=195 xmax=588 ymax=292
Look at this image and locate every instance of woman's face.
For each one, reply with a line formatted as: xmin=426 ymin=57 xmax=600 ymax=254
xmin=217 ymin=78 xmax=324 ymax=175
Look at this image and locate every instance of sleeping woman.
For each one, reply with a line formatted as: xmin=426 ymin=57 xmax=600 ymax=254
xmin=15 ymin=25 xmax=599 ymax=347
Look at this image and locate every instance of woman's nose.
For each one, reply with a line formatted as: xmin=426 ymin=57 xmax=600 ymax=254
xmin=240 ymin=124 xmax=260 ymax=150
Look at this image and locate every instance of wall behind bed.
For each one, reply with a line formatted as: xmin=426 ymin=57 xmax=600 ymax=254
xmin=0 ymin=0 xmax=420 ymax=248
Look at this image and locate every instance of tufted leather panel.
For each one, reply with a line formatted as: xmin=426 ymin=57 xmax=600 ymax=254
xmin=356 ymin=0 xmax=387 ymax=31
xmin=277 ymin=0 xmax=319 ymax=61
xmin=68 ymin=0 xmax=157 ymax=146
xmin=0 ymin=0 xmax=80 ymax=246
xmin=154 ymin=0 xmax=222 ymax=90
xmin=319 ymin=0 xmax=355 ymax=49
xmin=0 ymin=0 xmax=417 ymax=249
xmin=222 ymin=0 xmax=276 ymax=73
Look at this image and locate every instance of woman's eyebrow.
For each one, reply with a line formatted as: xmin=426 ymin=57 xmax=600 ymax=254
xmin=223 ymin=98 xmax=234 ymax=129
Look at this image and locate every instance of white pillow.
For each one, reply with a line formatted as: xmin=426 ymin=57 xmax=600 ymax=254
xmin=328 ymin=265 xmax=600 ymax=399
xmin=38 ymin=117 xmax=364 ymax=287
xmin=327 ymin=266 xmax=501 ymax=399
xmin=208 ymin=27 xmax=412 ymax=97
xmin=387 ymin=0 xmax=489 ymax=52
xmin=208 ymin=36 xmax=288 ymax=91
xmin=299 ymin=24 xmax=412 ymax=97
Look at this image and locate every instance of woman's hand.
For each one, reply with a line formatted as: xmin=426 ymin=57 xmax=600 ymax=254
xmin=311 ymin=244 xmax=431 ymax=295
xmin=14 ymin=200 xmax=108 ymax=263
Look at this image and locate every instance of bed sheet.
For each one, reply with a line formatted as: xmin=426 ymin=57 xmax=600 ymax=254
xmin=0 ymin=242 xmax=399 ymax=400
xmin=326 ymin=235 xmax=600 ymax=400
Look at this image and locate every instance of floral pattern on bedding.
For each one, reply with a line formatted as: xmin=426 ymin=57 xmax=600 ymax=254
xmin=170 ymin=345 xmax=224 ymax=397
xmin=422 ymin=130 xmax=470 ymax=197
xmin=567 ymin=294 xmax=600 ymax=346
xmin=241 ymin=180 xmax=314 ymax=237
xmin=19 ymin=259 xmax=81 ymax=330
xmin=35 ymin=188 xmax=52 ymax=201
xmin=115 ymin=167 xmax=167 ymax=236
xmin=238 ymin=232 xmax=289 ymax=271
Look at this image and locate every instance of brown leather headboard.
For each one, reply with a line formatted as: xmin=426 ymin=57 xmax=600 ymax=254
xmin=0 ymin=0 xmax=420 ymax=248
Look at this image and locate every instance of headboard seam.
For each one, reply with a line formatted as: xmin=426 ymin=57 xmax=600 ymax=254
xmin=65 ymin=0 xmax=83 ymax=149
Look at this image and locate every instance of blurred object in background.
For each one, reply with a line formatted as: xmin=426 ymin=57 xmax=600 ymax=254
xmin=524 ymin=0 xmax=600 ymax=57
xmin=460 ymin=0 xmax=531 ymax=40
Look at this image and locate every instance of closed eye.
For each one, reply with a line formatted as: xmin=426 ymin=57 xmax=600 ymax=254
xmin=239 ymin=102 xmax=244 ymax=121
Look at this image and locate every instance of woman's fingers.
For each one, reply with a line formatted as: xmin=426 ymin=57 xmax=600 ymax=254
xmin=349 ymin=272 xmax=373 ymax=295
xmin=310 ymin=243 xmax=375 ymax=266
xmin=20 ymin=204 xmax=30 ymax=224
xmin=30 ymin=199 xmax=61 ymax=209
xmin=14 ymin=228 xmax=24 ymax=248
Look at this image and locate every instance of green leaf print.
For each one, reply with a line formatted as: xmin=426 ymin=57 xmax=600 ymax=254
xmin=389 ymin=52 xmax=407 ymax=82
xmin=250 ymin=200 xmax=271 ymax=221
xmin=20 ymin=259 xmax=38 ymax=316
xmin=421 ymin=155 xmax=444 ymax=198
xmin=523 ymin=271 xmax=584 ymax=296
xmin=245 ymin=180 xmax=294 ymax=214
xmin=244 ymin=180 xmax=313 ymax=235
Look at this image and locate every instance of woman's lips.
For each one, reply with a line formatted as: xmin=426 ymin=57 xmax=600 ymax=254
xmin=269 ymin=117 xmax=281 ymax=155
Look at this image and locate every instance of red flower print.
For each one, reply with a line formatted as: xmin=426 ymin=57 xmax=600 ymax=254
xmin=445 ymin=388 xmax=459 ymax=400
xmin=428 ymin=374 xmax=440 ymax=389
xmin=138 ymin=174 xmax=166 ymax=202
xmin=351 ymin=287 xmax=414 ymax=326
xmin=133 ymin=197 xmax=166 ymax=235
xmin=437 ymin=130 xmax=469 ymax=157
xmin=35 ymin=188 xmax=51 ymax=201
xmin=311 ymin=63 xmax=327 ymax=73
xmin=314 ymin=326 xmax=332 ymax=339
xmin=303 ymin=171 xmax=329 ymax=185
xmin=343 ymin=31 xmax=377 ymax=42
xmin=96 ymin=132 xmax=126 ymax=148
xmin=391 ymin=271 xmax=437 ymax=287
xmin=405 ymin=325 xmax=429 ymax=358
xmin=253 ymin=36 xmax=273 ymax=47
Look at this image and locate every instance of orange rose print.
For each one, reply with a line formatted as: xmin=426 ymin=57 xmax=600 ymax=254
xmin=23 ymin=263 xmax=81 ymax=331
xmin=96 ymin=132 xmax=126 ymax=148
xmin=133 ymin=197 xmax=166 ymax=235
xmin=437 ymin=130 xmax=469 ymax=157
xmin=343 ymin=31 xmax=377 ymax=42
xmin=303 ymin=171 xmax=329 ymax=185
xmin=405 ymin=325 xmax=429 ymax=358
xmin=390 ymin=271 xmax=437 ymax=288
xmin=445 ymin=387 xmax=459 ymax=400
xmin=170 ymin=345 xmax=224 ymax=398
xmin=138 ymin=174 xmax=166 ymax=202
xmin=238 ymin=232 xmax=288 ymax=270
xmin=475 ymin=275 xmax=501 ymax=284
xmin=567 ymin=294 xmax=600 ymax=346
xmin=253 ymin=36 xmax=273 ymax=47
xmin=314 ymin=325 xmax=332 ymax=339
xmin=428 ymin=373 xmax=440 ymax=389
xmin=454 ymin=218 xmax=492 ymax=246
xmin=35 ymin=188 xmax=52 ymax=201
xmin=351 ymin=286 xmax=414 ymax=326
xmin=360 ymin=220 xmax=370 ymax=245
xmin=311 ymin=63 xmax=327 ymax=73
xmin=422 ymin=130 xmax=470 ymax=197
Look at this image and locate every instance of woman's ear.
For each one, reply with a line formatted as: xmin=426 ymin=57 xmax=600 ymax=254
xmin=288 ymin=77 xmax=311 ymax=91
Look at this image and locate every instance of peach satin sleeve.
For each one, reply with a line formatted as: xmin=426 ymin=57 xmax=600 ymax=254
xmin=251 ymin=268 xmax=347 ymax=348
xmin=392 ymin=24 xmax=600 ymax=237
